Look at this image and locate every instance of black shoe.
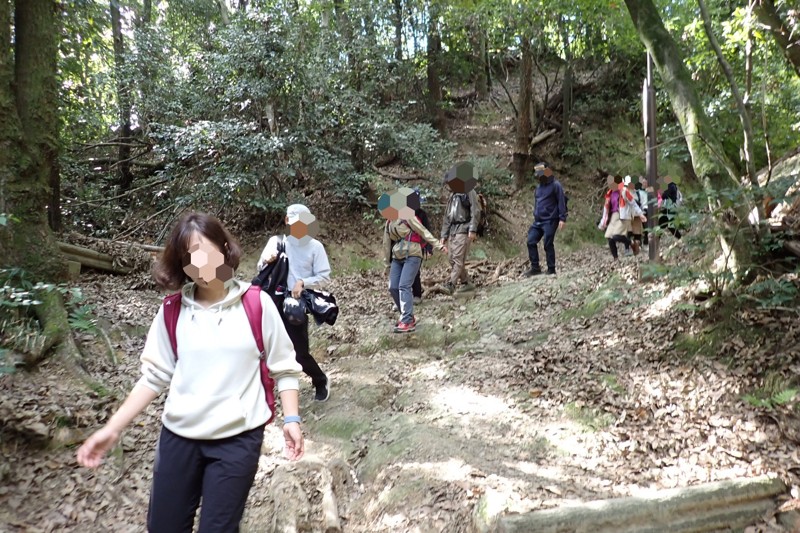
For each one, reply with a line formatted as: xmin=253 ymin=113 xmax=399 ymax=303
xmin=546 ymin=270 xmax=556 ymax=275
xmin=523 ymin=268 xmax=543 ymax=277
xmin=314 ymin=378 xmax=330 ymax=402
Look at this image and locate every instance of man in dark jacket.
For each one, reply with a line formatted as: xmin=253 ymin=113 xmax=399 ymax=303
xmin=524 ymin=162 xmax=567 ymax=276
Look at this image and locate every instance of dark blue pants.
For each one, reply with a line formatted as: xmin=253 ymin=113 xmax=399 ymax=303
xmin=527 ymin=220 xmax=558 ymax=273
xmin=147 ymin=424 xmax=264 ymax=533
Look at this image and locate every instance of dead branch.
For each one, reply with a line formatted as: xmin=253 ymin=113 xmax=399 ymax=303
xmin=490 ymin=208 xmax=512 ymax=224
xmin=494 ymin=73 xmax=518 ymax=117
xmin=371 ymin=165 xmax=430 ymax=182
xmin=65 ymin=177 xmax=168 ymax=207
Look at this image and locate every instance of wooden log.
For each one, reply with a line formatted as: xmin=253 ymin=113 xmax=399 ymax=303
xmin=116 ymin=241 xmax=164 ymax=253
xmin=498 ymin=476 xmax=786 ymax=533
xmin=783 ymin=240 xmax=800 ymax=258
xmin=529 ymin=128 xmax=557 ymax=149
xmin=58 ymin=241 xmax=113 ymax=262
xmin=61 ymin=252 xmax=131 ymax=275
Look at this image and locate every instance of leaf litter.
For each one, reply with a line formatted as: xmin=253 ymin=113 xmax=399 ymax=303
xmin=0 ymin=243 xmax=799 ymax=532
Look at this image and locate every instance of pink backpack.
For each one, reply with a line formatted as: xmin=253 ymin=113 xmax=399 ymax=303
xmin=162 ymin=285 xmax=277 ymax=423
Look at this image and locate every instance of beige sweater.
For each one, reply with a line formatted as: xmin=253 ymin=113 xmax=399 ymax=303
xmin=383 ymin=216 xmax=443 ymax=267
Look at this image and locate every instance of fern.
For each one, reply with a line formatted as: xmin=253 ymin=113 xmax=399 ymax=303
xmin=772 ymin=388 xmax=798 ymax=406
xmin=743 ymin=388 xmax=798 ymax=409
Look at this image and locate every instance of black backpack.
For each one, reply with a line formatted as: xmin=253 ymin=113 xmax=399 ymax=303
xmin=252 ymin=237 xmax=289 ymax=309
xmin=457 ymin=192 xmax=489 ymax=236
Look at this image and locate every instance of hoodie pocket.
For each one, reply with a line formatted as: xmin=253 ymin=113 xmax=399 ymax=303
xmin=164 ymin=393 xmax=247 ymax=436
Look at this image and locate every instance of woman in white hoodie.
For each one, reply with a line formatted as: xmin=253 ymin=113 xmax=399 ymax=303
xmin=77 ymin=212 xmax=304 ymax=532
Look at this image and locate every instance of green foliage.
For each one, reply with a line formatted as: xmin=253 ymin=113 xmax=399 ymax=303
xmin=564 ymin=401 xmax=614 ymax=431
xmin=470 ymin=156 xmax=512 ymax=198
xmin=0 ymin=269 xmax=98 ymax=372
xmin=743 ymin=372 xmax=798 ymax=409
xmin=562 ymin=275 xmax=624 ymax=319
xmin=743 ymin=388 xmax=797 ymax=409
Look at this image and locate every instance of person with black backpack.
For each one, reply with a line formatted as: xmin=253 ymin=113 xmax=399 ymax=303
xmin=524 ymin=162 xmax=567 ymax=276
xmin=412 ymin=202 xmax=434 ymax=305
xmin=77 ymin=213 xmax=304 ymax=532
xmin=257 ymin=204 xmax=332 ymax=402
xmin=440 ymin=186 xmax=482 ymax=295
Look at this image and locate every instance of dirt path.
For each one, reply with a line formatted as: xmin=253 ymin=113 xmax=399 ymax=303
xmin=240 ymin=244 xmax=798 ymax=532
xmin=0 ymin=241 xmax=797 ymax=532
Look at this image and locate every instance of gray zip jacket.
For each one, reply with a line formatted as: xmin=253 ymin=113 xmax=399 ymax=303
xmin=441 ymin=189 xmax=481 ymax=239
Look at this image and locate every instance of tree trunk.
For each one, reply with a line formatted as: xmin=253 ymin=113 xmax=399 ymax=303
xmin=1 ymin=0 xmax=88 ymax=375
xmin=754 ymin=0 xmax=800 ymax=78
xmin=393 ymin=0 xmax=402 ymax=61
xmin=110 ymin=0 xmax=134 ymax=191
xmin=426 ymin=4 xmax=446 ymax=135
xmin=624 ymin=0 xmax=757 ymax=278
xmin=0 ymin=0 xmax=21 ymax=220
xmin=513 ymin=36 xmax=533 ymax=190
xmin=13 ymin=0 xmax=61 ymax=232
xmin=469 ymin=18 xmax=489 ymax=100
xmin=140 ymin=0 xmax=152 ymax=25
xmin=698 ymin=0 xmax=758 ymax=192
xmin=624 ymin=0 xmax=741 ymax=186
xmin=217 ymin=0 xmax=230 ymax=25
xmin=559 ymin=17 xmax=573 ymax=143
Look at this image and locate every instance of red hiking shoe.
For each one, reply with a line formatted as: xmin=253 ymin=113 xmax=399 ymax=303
xmin=394 ymin=316 xmax=416 ymax=333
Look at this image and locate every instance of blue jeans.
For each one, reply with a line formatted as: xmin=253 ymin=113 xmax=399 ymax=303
xmin=527 ymin=220 xmax=558 ymax=273
xmin=389 ymin=256 xmax=422 ymax=324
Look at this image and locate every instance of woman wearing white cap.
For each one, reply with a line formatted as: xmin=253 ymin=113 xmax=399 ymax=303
xmin=258 ymin=204 xmax=332 ymax=401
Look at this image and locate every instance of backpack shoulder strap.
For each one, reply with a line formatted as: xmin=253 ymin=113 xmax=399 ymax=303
xmin=163 ymin=292 xmax=182 ymax=358
xmin=242 ymin=285 xmax=265 ymax=355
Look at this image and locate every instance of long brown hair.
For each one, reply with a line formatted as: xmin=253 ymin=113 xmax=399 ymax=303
xmin=154 ymin=212 xmax=242 ymax=291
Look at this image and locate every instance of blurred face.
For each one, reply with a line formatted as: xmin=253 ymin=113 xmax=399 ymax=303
xmin=182 ymin=232 xmax=233 ymax=290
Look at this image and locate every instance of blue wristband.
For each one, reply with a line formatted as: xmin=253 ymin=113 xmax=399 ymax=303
xmin=284 ymin=415 xmax=302 ymax=424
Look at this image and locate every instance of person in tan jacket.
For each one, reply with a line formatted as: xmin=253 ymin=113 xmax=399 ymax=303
xmin=383 ymin=214 xmax=446 ymax=333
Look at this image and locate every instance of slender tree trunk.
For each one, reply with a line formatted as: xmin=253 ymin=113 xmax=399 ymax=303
xmin=217 ymin=0 xmax=230 ymax=25
xmin=559 ymin=16 xmax=573 ymax=143
xmin=698 ymin=0 xmax=758 ymax=193
xmin=624 ymin=0 xmax=740 ymax=185
xmin=469 ymin=17 xmax=489 ymax=100
xmin=513 ymin=36 xmax=533 ymax=190
xmin=140 ymin=0 xmax=152 ymax=26
xmin=393 ymin=0 xmax=402 ymax=61
xmin=625 ymin=0 xmax=757 ymax=278
xmin=754 ymin=0 xmax=800 ymax=78
xmin=426 ymin=4 xmax=446 ymax=134
xmin=110 ymin=0 xmax=134 ymax=191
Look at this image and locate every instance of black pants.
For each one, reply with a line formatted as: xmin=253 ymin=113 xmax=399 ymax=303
xmin=147 ymin=425 xmax=264 ymax=533
xmin=659 ymin=210 xmax=682 ymax=239
xmin=607 ymin=235 xmax=631 ymax=259
xmin=527 ymin=219 xmax=558 ymax=273
xmin=412 ymin=269 xmax=422 ymax=298
xmin=285 ymin=320 xmax=326 ymax=387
